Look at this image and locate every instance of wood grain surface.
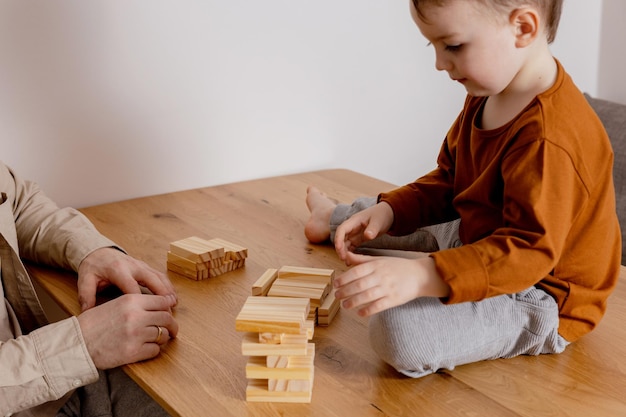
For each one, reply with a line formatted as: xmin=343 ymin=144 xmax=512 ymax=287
xmin=29 ymin=169 xmax=626 ymax=417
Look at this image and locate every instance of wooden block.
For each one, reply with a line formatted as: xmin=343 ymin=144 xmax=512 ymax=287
xmin=266 ymin=355 xmax=289 ymax=368
xmin=186 ymin=236 xmax=227 ymax=260
xmin=241 ymin=333 xmax=308 ymax=356
xmin=268 ymin=377 xmax=312 ymax=393
xmin=246 ymin=380 xmax=312 ymax=403
xmin=167 ymin=251 xmax=207 ymax=271
xmin=278 ymin=265 xmax=334 ymax=284
xmin=282 ymin=333 xmax=309 ymax=345
xmin=235 ymin=296 xmax=310 ymax=334
xmin=252 ymin=268 xmax=279 ymax=296
xmin=245 ymin=344 xmax=314 ymax=379
xmin=267 ymin=379 xmax=288 ymax=392
xmin=267 ymin=280 xmax=330 ymax=307
xmin=169 ymin=236 xmax=224 ymax=263
xmin=318 ymin=289 xmax=340 ymax=326
xmin=259 ymin=332 xmax=282 ymax=344
xmin=303 ymin=320 xmax=314 ymax=339
xmin=246 ymin=357 xmax=313 ymax=379
xmin=207 ymin=238 xmax=248 ymax=260
xmin=166 ymin=261 xmax=200 ymax=280
xmin=269 ymin=279 xmax=329 ymax=291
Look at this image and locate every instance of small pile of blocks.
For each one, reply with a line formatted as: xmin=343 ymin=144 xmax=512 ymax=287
xmin=251 ymin=266 xmax=340 ymax=326
xmin=167 ymin=236 xmax=248 ymax=280
xmin=235 ymin=296 xmax=315 ymax=403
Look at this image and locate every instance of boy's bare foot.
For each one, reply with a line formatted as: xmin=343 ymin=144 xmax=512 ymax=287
xmin=304 ymin=186 xmax=337 ymax=243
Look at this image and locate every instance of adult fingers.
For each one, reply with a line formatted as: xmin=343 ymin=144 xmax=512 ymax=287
xmin=77 ymin=274 xmax=100 ymax=312
xmin=147 ymin=324 xmax=172 ymax=346
xmin=134 ymin=266 xmax=178 ymax=304
xmin=138 ymin=295 xmax=179 ymax=338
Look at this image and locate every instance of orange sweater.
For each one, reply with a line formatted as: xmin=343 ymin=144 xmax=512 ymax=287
xmin=379 ymin=61 xmax=621 ymax=342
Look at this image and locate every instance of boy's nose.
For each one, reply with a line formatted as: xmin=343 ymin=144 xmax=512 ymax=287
xmin=434 ymin=52 xmax=451 ymax=72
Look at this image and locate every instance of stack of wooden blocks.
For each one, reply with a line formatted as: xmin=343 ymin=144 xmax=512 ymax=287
xmin=251 ymin=266 xmax=340 ymax=326
xmin=166 ymin=236 xmax=248 ymax=280
xmin=235 ymin=296 xmax=315 ymax=403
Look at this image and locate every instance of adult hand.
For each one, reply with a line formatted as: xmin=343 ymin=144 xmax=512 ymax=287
xmin=77 ymin=247 xmax=177 ymax=312
xmin=77 ymin=294 xmax=178 ymax=369
xmin=334 ymin=252 xmax=450 ymax=317
xmin=334 ymin=202 xmax=394 ymax=261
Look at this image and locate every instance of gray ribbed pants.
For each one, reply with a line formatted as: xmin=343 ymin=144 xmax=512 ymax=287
xmin=330 ymin=197 xmax=569 ymax=378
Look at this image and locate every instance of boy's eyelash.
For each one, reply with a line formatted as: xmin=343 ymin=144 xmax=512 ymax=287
xmin=425 ymin=42 xmax=462 ymax=52
xmin=445 ymin=44 xmax=462 ymax=52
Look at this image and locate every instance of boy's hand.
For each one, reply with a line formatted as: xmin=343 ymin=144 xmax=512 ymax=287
xmin=334 ymin=252 xmax=450 ymax=317
xmin=334 ymin=202 xmax=394 ymax=261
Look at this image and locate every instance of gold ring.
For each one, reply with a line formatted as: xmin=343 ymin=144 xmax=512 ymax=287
xmin=155 ymin=325 xmax=163 ymax=344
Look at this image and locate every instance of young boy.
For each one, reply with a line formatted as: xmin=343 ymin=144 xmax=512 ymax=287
xmin=305 ymin=0 xmax=621 ymax=378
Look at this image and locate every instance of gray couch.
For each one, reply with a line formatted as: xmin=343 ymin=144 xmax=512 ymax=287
xmin=585 ymin=93 xmax=626 ymax=264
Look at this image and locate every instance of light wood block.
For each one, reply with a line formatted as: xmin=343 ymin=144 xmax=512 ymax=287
xmin=268 ymin=377 xmax=313 ymax=393
xmin=235 ymin=296 xmax=310 ymax=334
xmin=245 ymin=344 xmax=314 ymax=379
xmin=258 ymin=332 xmax=282 ymax=344
xmin=241 ymin=333 xmax=308 ymax=356
xmin=267 ymin=280 xmax=329 ymax=307
xmin=246 ymin=380 xmax=312 ymax=403
xmin=252 ymin=268 xmax=278 ymax=296
xmin=169 ymin=236 xmax=224 ymax=263
xmin=278 ymin=265 xmax=334 ymax=284
xmin=266 ymin=355 xmax=289 ymax=368
xmin=208 ymin=237 xmax=248 ymax=260
xmin=318 ymin=289 xmax=340 ymax=326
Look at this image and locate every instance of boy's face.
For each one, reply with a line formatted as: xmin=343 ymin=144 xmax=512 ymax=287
xmin=411 ymin=0 xmax=525 ymax=97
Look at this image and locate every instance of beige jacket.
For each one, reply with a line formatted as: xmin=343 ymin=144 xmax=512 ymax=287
xmin=0 ymin=161 xmax=116 ymax=416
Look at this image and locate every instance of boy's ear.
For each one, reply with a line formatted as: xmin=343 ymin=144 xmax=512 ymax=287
xmin=510 ymin=8 xmax=541 ymax=48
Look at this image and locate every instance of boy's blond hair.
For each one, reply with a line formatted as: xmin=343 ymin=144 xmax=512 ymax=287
xmin=411 ymin=0 xmax=563 ymax=43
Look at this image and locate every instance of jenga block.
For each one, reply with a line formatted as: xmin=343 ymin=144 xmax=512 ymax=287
xmin=207 ymin=238 xmax=248 ymax=260
xmin=246 ymin=357 xmax=313 ymax=379
xmin=252 ymin=268 xmax=279 ymax=296
xmin=303 ymin=320 xmax=314 ymax=340
xmin=267 ymin=377 xmax=313 ymax=392
xmin=318 ymin=289 xmax=340 ymax=326
xmin=266 ymin=355 xmax=289 ymax=368
xmin=258 ymin=330 xmax=310 ymax=345
xmin=235 ymin=296 xmax=310 ymax=334
xmin=241 ymin=333 xmax=308 ymax=356
xmin=186 ymin=236 xmax=227 ymax=258
xmin=269 ymin=279 xmax=329 ymax=291
xmin=282 ymin=333 xmax=309 ymax=345
xmin=267 ymin=280 xmax=330 ymax=307
xmin=259 ymin=332 xmax=282 ymax=344
xmin=267 ymin=379 xmax=288 ymax=392
xmin=246 ymin=380 xmax=312 ymax=403
xmin=167 ymin=251 xmax=205 ymax=270
xmin=278 ymin=266 xmax=334 ymax=284
xmin=166 ymin=261 xmax=200 ymax=280
xmin=245 ymin=343 xmax=314 ymax=379
xmin=169 ymin=236 xmax=224 ymax=263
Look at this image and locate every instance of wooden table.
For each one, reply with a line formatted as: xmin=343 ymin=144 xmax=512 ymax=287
xmin=30 ymin=169 xmax=626 ymax=417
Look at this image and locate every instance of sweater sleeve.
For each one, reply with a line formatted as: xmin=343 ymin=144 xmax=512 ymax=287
xmin=0 ymin=317 xmax=98 ymax=415
xmin=380 ymin=138 xmax=460 ymax=235
xmin=6 ymin=164 xmax=119 ymax=272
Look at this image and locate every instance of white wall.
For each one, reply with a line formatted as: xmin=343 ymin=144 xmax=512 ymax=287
xmin=0 ymin=1 xmax=610 ymax=208
xmin=598 ymin=0 xmax=626 ymax=105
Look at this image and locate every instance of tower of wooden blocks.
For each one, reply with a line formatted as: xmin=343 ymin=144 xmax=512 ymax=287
xmin=251 ymin=266 xmax=340 ymax=326
xmin=166 ymin=236 xmax=248 ymax=280
xmin=235 ymin=296 xmax=315 ymax=402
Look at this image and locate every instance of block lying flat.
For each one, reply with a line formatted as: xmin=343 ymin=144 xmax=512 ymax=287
xmin=235 ymin=296 xmax=310 ymax=334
